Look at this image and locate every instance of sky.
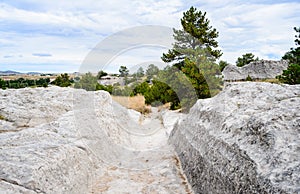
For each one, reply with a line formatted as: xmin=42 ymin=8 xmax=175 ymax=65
xmin=0 ymin=0 xmax=299 ymax=73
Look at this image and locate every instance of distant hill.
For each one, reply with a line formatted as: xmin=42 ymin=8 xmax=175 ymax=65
xmin=0 ymin=70 xmax=22 ymax=75
xmin=0 ymin=71 xmax=43 ymax=76
xmin=27 ymin=72 xmax=41 ymax=75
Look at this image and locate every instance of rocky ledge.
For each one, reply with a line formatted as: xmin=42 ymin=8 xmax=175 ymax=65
xmin=0 ymin=86 xmax=191 ymax=193
xmin=169 ymin=82 xmax=300 ymax=193
xmin=222 ymin=60 xmax=288 ymax=81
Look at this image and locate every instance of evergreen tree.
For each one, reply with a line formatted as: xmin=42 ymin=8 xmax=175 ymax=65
xmin=74 ymin=72 xmax=98 ymax=91
xmin=277 ymin=27 xmax=300 ymax=85
xmin=236 ymin=53 xmax=259 ymax=67
xmin=51 ymin=73 xmax=71 ymax=87
xmin=97 ymin=70 xmax=108 ymax=79
xmin=161 ymin=6 xmax=222 ymax=104
xmin=136 ymin=67 xmax=145 ymax=77
xmin=219 ymin=60 xmax=230 ymax=71
xmin=119 ymin=66 xmax=129 ymax=77
xmin=146 ymin=64 xmax=159 ymax=80
xmin=162 ymin=6 xmax=222 ymax=67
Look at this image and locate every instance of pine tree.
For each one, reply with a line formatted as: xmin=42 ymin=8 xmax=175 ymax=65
xmin=162 ymin=6 xmax=222 ymax=67
xmin=160 ymin=6 xmax=222 ymax=107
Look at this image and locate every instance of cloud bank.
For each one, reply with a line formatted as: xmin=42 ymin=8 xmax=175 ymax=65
xmin=0 ymin=0 xmax=299 ymax=72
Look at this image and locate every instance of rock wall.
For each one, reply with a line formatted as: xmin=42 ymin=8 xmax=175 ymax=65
xmin=222 ymin=60 xmax=288 ymax=81
xmin=169 ymin=82 xmax=300 ymax=193
xmin=0 ymin=86 xmax=189 ymax=193
xmin=0 ymin=86 xmax=146 ymax=193
xmin=0 ymin=87 xmax=103 ymax=193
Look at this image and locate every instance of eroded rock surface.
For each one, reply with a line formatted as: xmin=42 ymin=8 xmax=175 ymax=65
xmin=0 ymin=86 xmax=191 ymax=193
xmin=169 ymin=82 xmax=300 ymax=193
xmin=223 ymin=60 xmax=288 ymax=81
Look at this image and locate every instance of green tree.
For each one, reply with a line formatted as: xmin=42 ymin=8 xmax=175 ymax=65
xmin=219 ymin=60 xmax=230 ymax=71
xmin=132 ymin=82 xmax=149 ymax=96
xmin=162 ymin=6 xmax=222 ymax=67
xmin=119 ymin=66 xmax=129 ymax=77
xmin=146 ymin=64 xmax=159 ymax=80
xmin=51 ymin=73 xmax=71 ymax=87
xmin=277 ymin=64 xmax=300 ymax=84
xmin=74 ymin=72 xmax=98 ymax=91
xmin=96 ymin=84 xmax=113 ymax=93
xmin=277 ymin=27 xmax=300 ymax=85
xmin=136 ymin=67 xmax=145 ymax=77
xmin=97 ymin=70 xmax=108 ymax=79
xmin=236 ymin=53 xmax=259 ymax=67
xmin=160 ymin=6 xmax=222 ymax=110
xmin=0 ymin=78 xmax=6 ymax=89
xmin=144 ymin=80 xmax=180 ymax=109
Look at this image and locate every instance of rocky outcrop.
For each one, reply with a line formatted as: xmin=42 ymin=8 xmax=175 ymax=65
xmin=223 ymin=60 xmax=288 ymax=81
xmin=0 ymin=87 xmax=101 ymax=193
xmin=169 ymin=82 xmax=300 ymax=193
xmin=0 ymin=86 xmax=192 ymax=193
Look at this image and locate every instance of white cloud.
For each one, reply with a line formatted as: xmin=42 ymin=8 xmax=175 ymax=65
xmin=0 ymin=0 xmax=299 ymax=72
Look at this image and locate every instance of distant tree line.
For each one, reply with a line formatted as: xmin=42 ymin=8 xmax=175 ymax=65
xmin=0 ymin=77 xmax=50 ymax=89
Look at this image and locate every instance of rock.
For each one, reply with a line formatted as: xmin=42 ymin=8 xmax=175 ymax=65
xmin=0 ymin=87 xmax=192 ymax=193
xmin=223 ymin=60 xmax=288 ymax=81
xmin=0 ymin=86 xmax=96 ymax=193
xmin=169 ymin=82 xmax=300 ymax=193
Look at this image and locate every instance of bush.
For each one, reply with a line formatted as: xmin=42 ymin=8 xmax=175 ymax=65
xmin=51 ymin=73 xmax=72 ymax=87
xmin=0 ymin=77 xmax=50 ymax=89
xmin=276 ymin=63 xmax=300 ymax=85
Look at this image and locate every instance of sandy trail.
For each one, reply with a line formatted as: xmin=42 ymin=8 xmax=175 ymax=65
xmin=88 ymin=107 xmax=193 ymax=194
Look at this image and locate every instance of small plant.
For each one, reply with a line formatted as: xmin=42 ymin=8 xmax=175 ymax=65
xmin=0 ymin=114 xmax=6 ymax=121
xmin=246 ymin=75 xmax=253 ymax=81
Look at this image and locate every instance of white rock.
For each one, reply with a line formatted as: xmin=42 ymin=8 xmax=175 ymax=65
xmin=223 ymin=59 xmax=288 ymax=81
xmin=170 ymin=82 xmax=300 ymax=193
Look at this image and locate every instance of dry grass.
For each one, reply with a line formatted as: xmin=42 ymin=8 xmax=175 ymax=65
xmin=0 ymin=75 xmax=57 ymax=80
xmin=258 ymin=78 xmax=281 ymax=84
xmin=112 ymin=95 xmax=151 ymax=114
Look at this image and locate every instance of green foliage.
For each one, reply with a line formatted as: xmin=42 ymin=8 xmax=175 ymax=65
xmin=136 ymin=67 xmax=144 ymax=77
xmin=132 ymin=82 xmax=150 ymax=96
xmin=159 ymin=7 xmax=222 ymax=111
xmin=219 ymin=60 xmax=230 ymax=72
xmin=246 ymin=75 xmax=253 ymax=81
xmin=96 ymin=84 xmax=113 ymax=94
xmin=236 ymin=53 xmax=259 ymax=67
xmin=144 ymin=80 xmax=180 ymax=109
xmin=162 ymin=6 xmax=222 ymax=65
xmin=51 ymin=73 xmax=72 ymax=87
xmin=112 ymin=86 xmax=132 ymax=96
xmin=278 ymin=27 xmax=300 ymax=85
xmin=276 ymin=63 xmax=300 ymax=84
xmin=0 ymin=78 xmax=6 ymax=89
xmin=0 ymin=77 xmax=50 ymax=89
xmin=0 ymin=114 xmax=6 ymax=120
xmin=97 ymin=70 xmax=108 ymax=79
xmin=146 ymin=64 xmax=159 ymax=80
xmin=157 ymin=65 xmax=196 ymax=110
xmin=74 ymin=72 xmax=98 ymax=91
xmin=119 ymin=66 xmax=129 ymax=77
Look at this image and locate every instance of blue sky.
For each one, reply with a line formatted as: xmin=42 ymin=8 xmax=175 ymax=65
xmin=0 ymin=0 xmax=299 ymax=73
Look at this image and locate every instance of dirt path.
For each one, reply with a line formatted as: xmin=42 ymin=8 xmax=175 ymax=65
xmin=89 ymin=108 xmax=193 ymax=194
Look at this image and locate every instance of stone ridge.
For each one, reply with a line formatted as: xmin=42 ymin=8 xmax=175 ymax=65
xmin=222 ymin=60 xmax=288 ymax=81
xmin=169 ymin=82 xmax=300 ymax=193
xmin=0 ymin=86 xmax=193 ymax=193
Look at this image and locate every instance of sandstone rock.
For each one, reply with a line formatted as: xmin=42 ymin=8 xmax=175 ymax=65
xmin=169 ymin=82 xmax=300 ymax=193
xmin=223 ymin=60 xmax=288 ymax=81
xmin=0 ymin=87 xmax=192 ymax=193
